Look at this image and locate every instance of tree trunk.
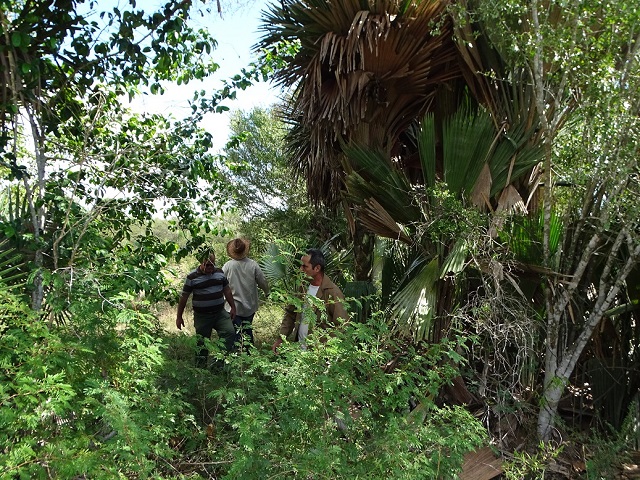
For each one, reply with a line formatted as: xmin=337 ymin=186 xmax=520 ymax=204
xmin=31 ymin=250 xmax=44 ymax=311
xmin=352 ymin=217 xmax=374 ymax=282
xmin=537 ymin=375 xmax=564 ymax=441
xmin=537 ymin=238 xmax=640 ymax=440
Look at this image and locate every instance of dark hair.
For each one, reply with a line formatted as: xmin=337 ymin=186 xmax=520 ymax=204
xmin=306 ymin=248 xmax=325 ymax=273
xmin=197 ymin=246 xmax=215 ymax=265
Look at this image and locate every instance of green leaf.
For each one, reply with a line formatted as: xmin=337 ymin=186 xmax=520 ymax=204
xmin=11 ymin=32 xmax=21 ymax=47
xmin=442 ymin=107 xmax=495 ymax=197
xmin=440 ymin=239 xmax=467 ymax=278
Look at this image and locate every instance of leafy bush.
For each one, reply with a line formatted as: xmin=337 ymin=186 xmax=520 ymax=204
xmin=583 ymin=402 xmax=638 ymax=479
xmin=502 ymin=442 xmax=562 ymax=480
xmin=2 ymin=255 xmax=485 ymax=479
xmin=204 ymin=315 xmax=487 ymax=479
xmin=0 ymin=290 xmax=202 ymax=479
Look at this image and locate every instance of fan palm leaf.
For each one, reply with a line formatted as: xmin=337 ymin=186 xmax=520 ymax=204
xmin=342 ymin=144 xmax=421 ymax=225
xmin=417 ymin=106 xmax=543 ymax=205
xmin=440 ymin=238 xmax=469 ymax=278
xmin=259 ymin=241 xmax=301 ymax=293
xmin=441 ymin=107 xmax=496 ymax=196
xmin=357 ymin=198 xmax=413 ymax=244
xmin=390 ymin=255 xmax=440 ymax=336
xmin=0 ymin=239 xmax=26 ymax=290
xmin=501 ymin=207 xmax=563 ymax=264
xmin=259 ymin=238 xmax=351 ymax=294
xmin=489 ymin=122 xmax=544 ymax=197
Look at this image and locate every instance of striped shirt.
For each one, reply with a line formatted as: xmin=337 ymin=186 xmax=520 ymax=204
xmin=182 ymin=267 xmax=228 ymax=313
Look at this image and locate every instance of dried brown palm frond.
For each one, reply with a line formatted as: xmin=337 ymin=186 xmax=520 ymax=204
xmin=356 ymin=198 xmax=413 ymax=244
xmin=258 ymin=0 xmax=465 ymax=206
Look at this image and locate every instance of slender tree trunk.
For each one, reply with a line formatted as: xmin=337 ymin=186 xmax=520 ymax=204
xmin=537 ymin=380 xmax=564 ymax=440
xmin=538 ymin=235 xmax=640 ymax=440
xmin=26 ymin=107 xmax=46 ymax=312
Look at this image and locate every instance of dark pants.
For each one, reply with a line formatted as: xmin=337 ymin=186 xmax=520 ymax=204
xmin=233 ymin=313 xmax=255 ymax=349
xmin=194 ymin=309 xmax=235 ymax=368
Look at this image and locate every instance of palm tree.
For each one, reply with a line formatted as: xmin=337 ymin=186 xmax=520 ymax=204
xmin=257 ymin=0 xmax=552 ymax=328
xmin=257 ymin=0 xmax=468 ymax=280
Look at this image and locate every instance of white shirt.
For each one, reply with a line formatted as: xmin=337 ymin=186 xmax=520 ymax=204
xmin=222 ymin=257 xmax=270 ymax=317
xmin=297 ymin=284 xmax=320 ymax=349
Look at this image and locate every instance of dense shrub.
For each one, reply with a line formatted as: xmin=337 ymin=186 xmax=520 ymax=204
xmin=2 ymin=281 xmax=486 ymax=479
xmin=0 ymin=291 xmax=201 ymax=479
xmin=204 ymin=315 xmax=487 ymax=479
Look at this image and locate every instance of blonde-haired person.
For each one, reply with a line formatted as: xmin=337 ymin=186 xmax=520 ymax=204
xmin=222 ymin=238 xmax=270 ymax=349
xmin=177 ymin=250 xmax=236 ymax=368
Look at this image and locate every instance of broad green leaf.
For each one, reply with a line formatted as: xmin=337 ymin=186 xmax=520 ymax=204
xmin=440 ymin=239 xmax=467 ymax=278
xmin=442 ymin=107 xmax=495 ymax=197
xmin=11 ymin=32 xmax=21 ymax=47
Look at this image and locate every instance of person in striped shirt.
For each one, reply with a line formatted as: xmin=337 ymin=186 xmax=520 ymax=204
xmin=176 ymin=250 xmax=237 ymax=368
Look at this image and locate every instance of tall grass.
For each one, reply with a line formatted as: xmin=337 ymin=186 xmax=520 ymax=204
xmin=154 ymin=300 xmax=284 ymax=349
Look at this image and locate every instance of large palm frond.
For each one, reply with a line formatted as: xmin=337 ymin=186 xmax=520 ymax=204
xmin=259 ymin=241 xmax=304 ymax=294
xmin=391 ymin=255 xmax=439 ymax=338
xmin=342 ymin=145 xmax=421 ymax=227
xmin=348 ymin=105 xmax=544 ymax=240
xmin=259 ymin=238 xmax=351 ymax=293
xmin=439 ymin=107 xmax=496 ymax=196
xmin=451 ymin=1 xmax=551 ymax=213
xmin=501 ymin=208 xmax=562 ymax=265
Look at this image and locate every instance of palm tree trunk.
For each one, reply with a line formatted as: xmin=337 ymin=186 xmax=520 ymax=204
xmin=352 ymin=219 xmax=374 ymax=282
